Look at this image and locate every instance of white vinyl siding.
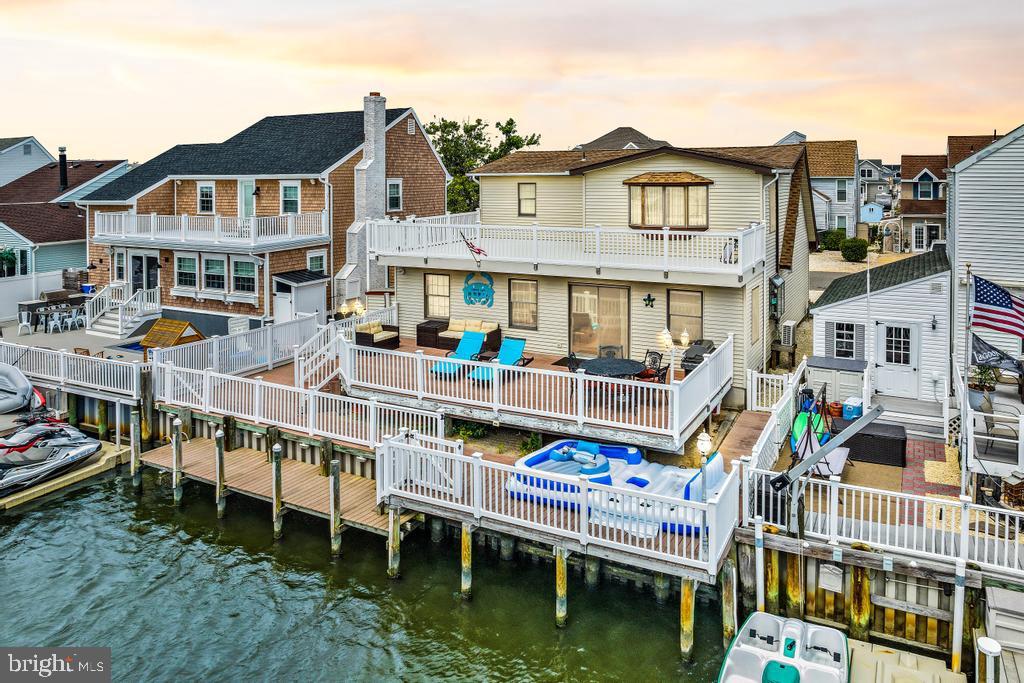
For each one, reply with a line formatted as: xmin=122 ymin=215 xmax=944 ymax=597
xmin=478 ymin=176 xmax=584 ymax=226
xmin=809 ymin=177 xmax=857 ymax=235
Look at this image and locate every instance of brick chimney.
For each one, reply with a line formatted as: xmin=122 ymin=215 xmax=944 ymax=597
xmin=58 ymin=146 xmax=68 ymax=191
xmin=354 ymin=92 xmax=387 ymax=221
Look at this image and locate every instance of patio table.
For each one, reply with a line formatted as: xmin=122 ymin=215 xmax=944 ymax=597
xmin=580 ymin=357 xmax=645 ymax=379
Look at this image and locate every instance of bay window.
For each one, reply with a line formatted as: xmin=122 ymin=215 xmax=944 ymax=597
xmin=627 ymin=179 xmax=710 ymax=229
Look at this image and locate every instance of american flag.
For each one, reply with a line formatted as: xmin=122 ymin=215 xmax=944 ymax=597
xmin=460 ymin=231 xmax=487 ymax=257
xmin=972 ymin=275 xmax=1024 ymax=339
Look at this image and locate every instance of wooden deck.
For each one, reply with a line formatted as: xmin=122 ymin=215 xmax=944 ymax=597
xmin=140 ymin=438 xmax=413 ymax=535
xmin=718 ymin=410 xmax=771 ymax=468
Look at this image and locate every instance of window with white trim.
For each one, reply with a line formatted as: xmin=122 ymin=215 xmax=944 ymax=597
xmin=918 ymin=181 xmax=933 ymax=200
xmin=0 ymin=248 xmax=29 ymax=277
xmin=197 ymin=182 xmax=215 ymax=213
xmin=836 ymin=179 xmax=848 ymax=203
xmin=232 ymin=258 xmax=257 ymax=293
xmin=203 ymin=256 xmax=226 ymax=291
xmin=175 ymin=253 xmax=198 ymax=288
xmin=628 ymin=184 xmax=709 ymax=228
xmin=280 ymin=182 xmax=300 ymax=214
xmin=114 ymin=250 xmax=126 ymax=281
xmin=387 ymin=178 xmax=403 ymax=212
xmin=835 ymin=215 xmax=848 ymax=230
xmin=306 ymin=249 xmax=327 ymax=275
xmin=509 ymin=279 xmax=538 ymax=330
xmin=834 ymin=322 xmax=855 ymax=359
xmin=22 ymin=143 xmax=31 ymax=156
xmin=424 ymin=273 xmax=450 ymax=320
xmin=860 ymin=168 xmax=873 ymax=179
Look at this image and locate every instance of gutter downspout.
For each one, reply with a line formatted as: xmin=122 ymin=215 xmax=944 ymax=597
xmin=320 ymin=176 xmax=333 ymax=309
xmin=762 ymin=172 xmax=781 ymax=372
xmin=263 ymin=251 xmax=271 ymax=322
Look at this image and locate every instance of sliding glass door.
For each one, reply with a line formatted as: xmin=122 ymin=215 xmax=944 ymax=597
xmin=569 ymin=284 xmax=630 ymax=358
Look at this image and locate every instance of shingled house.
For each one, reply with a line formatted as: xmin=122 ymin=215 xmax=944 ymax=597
xmin=77 ymin=93 xmax=449 ymax=337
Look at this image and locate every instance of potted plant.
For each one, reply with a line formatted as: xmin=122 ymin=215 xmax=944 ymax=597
xmin=969 ymin=365 xmax=998 ymax=393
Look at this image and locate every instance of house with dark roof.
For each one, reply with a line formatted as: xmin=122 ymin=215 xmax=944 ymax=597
xmin=574 ymin=127 xmax=671 ymax=151
xmin=857 ymin=158 xmax=895 ymax=208
xmin=0 ymin=136 xmax=55 ymax=188
xmin=774 ymin=134 xmax=860 ymax=238
xmin=899 ymin=153 xmax=948 ymax=252
xmin=361 ymin=141 xmax=817 ymax=410
xmin=0 ymin=149 xmax=128 ymax=321
xmin=77 ymin=93 xmax=449 ymax=337
xmin=810 ymin=249 xmax=952 ymax=429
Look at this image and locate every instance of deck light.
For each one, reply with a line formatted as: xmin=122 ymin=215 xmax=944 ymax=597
xmin=697 ymin=430 xmax=712 ymax=458
xmin=680 ymin=329 xmax=690 ymax=348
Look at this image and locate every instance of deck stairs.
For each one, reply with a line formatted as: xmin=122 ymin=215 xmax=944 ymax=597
xmin=85 ymin=285 xmax=161 ymax=339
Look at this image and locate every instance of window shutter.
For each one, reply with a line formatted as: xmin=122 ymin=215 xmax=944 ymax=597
xmin=825 ymin=322 xmax=835 ymax=357
xmin=854 ymin=324 xmax=865 ymax=360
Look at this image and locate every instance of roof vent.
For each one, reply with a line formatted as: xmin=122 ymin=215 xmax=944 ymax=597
xmin=94 ymin=162 xmax=104 ymax=168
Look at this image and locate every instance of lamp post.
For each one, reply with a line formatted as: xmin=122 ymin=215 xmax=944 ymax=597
xmin=697 ymin=430 xmax=712 ymax=503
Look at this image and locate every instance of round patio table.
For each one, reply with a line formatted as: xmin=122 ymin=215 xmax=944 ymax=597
xmin=579 ymin=357 xmax=645 ymax=378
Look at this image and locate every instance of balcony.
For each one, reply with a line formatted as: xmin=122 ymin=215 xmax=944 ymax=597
xmin=94 ymin=211 xmax=329 ymax=249
xmin=366 ymin=218 xmax=767 ymax=286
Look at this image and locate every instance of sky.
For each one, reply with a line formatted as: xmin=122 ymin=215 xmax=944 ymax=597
xmin=2 ymin=0 xmax=1022 ymax=165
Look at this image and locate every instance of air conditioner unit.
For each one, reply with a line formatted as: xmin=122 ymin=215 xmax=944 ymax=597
xmin=780 ymin=320 xmax=797 ymax=347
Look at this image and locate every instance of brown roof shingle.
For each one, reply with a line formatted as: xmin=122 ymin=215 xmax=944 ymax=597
xmin=686 ymin=144 xmax=805 ymax=170
xmin=803 ymin=140 xmax=858 ymax=177
xmin=899 ymin=198 xmax=946 ymax=216
xmin=578 ymin=127 xmax=670 ymax=151
xmin=471 ymin=149 xmax=639 ymax=175
xmin=901 ymin=154 xmax=947 ymax=180
xmin=947 ymin=134 xmax=1003 ymax=168
xmin=0 ymin=160 xmax=125 ymax=204
xmin=622 ymin=171 xmax=713 ymax=185
xmin=0 ymin=203 xmax=86 ymax=244
xmin=780 ymin=153 xmax=809 ymax=268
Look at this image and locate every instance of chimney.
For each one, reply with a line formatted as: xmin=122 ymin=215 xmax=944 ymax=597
xmin=354 ymin=92 xmax=387 ymax=221
xmin=58 ymin=146 xmax=68 ymax=191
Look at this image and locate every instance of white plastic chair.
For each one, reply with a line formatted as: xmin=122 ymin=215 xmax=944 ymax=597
xmin=47 ymin=312 xmax=64 ymax=334
xmin=17 ymin=311 xmax=32 ymax=336
xmin=63 ymin=308 xmax=84 ymax=332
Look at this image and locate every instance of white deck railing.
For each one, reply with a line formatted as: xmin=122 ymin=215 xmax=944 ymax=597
xmin=94 ymin=211 xmax=329 ymax=246
xmin=0 ymin=341 xmax=144 ymax=399
xmin=293 ymin=306 xmax=399 ymax=389
xmin=117 ymin=287 xmax=161 ymax=335
xmin=157 ymin=364 xmax=442 ymax=447
xmin=378 ymin=433 xmax=740 ymax=573
xmin=85 ymin=283 xmax=129 ymax=327
xmin=366 ymin=220 xmax=766 ymax=277
xmin=151 ymin=315 xmax=319 ymax=377
xmin=337 ymin=335 xmax=732 ymax=445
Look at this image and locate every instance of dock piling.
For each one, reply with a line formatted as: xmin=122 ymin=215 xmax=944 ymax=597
xmin=461 ymin=522 xmax=473 ymax=600
xmin=720 ymin=547 xmax=738 ymax=650
xmin=786 ymin=551 xmax=804 ymax=618
xmin=680 ymin=578 xmax=695 ymax=660
xmin=754 ymin=516 xmax=766 ymax=611
xmin=499 ymin=534 xmax=515 ymax=561
xmin=214 ymin=429 xmax=227 ymax=518
xmin=271 ymin=443 xmax=283 ymax=539
xmin=951 ymin=559 xmax=966 ymax=673
xmin=554 ymin=546 xmax=568 ymax=627
xmin=130 ymin=409 xmax=142 ymax=490
xmin=654 ymin=573 xmax=670 ymax=604
xmin=429 ymin=517 xmax=445 ymax=543
xmin=329 ymin=459 xmax=342 ymax=557
xmin=849 ymin=563 xmax=872 ymax=641
xmin=97 ymin=399 xmax=109 ymax=442
xmin=171 ymin=417 xmax=183 ymax=505
xmin=386 ymin=507 xmax=401 ymax=578
xmin=584 ymin=556 xmax=601 ymax=589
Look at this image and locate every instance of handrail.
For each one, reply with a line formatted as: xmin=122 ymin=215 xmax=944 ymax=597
xmin=94 ymin=211 xmax=329 ymax=245
xmin=294 ymin=306 xmax=399 ymax=388
xmin=0 ymin=340 xmax=144 ymax=399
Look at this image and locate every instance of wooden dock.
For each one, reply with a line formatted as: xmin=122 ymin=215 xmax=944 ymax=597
xmin=140 ymin=438 xmax=413 ymax=536
xmin=717 ymin=410 xmax=770 ymax=467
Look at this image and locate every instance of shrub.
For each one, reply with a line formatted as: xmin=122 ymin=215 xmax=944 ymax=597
xmin=840 ymin=238 xmax=868 ymax=262
xmin=449 ymin=419 xmax=489 ymax=441
xmin=820 ymin=229 xmax=845 ymax=251
xmin=518 ymin=432 xmax=543 ymax=456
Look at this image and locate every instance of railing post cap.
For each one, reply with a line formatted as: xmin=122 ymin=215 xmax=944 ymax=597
xmin=959 ymin=494 xmax=972 ymax=504
xmin=172 ymin=417 xmax=183 ymax=426
xmin=471 ymin=451 xmax=483 ymax=459
xmin=272 ymin=443 xmax=282 ymax=453
xmin=829 ymin=475 xmax=841 ymax=483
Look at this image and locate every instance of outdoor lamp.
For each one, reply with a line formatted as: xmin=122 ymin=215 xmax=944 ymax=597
xmin=659 ymin=327 xmax=673 ymax=351
xmin=697 ymin=430 xmax=712 ymax=504
xmin=697 ymin=430 xmax=712 ymax=458
xmin=680 ymin=329 xmax=690 ymax=348
xmin=339 ymin=302 xmax=350 ymax=316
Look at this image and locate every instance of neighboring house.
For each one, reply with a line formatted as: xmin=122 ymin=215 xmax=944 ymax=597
xmin=858 ymin=158 xmax=894 ymax=207
xmin=775 ymin=132 xmax=860 ymax=237
xmin=0 ymin=149 xmax=128 ymax=320
xmin=574 ymin=127 xmax=671 ymax=151
xmin=946 ymin=127 xmax=1018 ymax=366
xmin=368 ymin=141 xmax=817 ymax=412
xmin=0 ymin=136 xmax=55 ymax=187
xmin=809 ymin=250 xmax=951 ymax=433
xmin=899 ymin=154 xmax=948 ymax=252
xmin=78 ymin=92 xmax=449 ymax=337
xmin=860 ymin=202 xmax=883 ymax=223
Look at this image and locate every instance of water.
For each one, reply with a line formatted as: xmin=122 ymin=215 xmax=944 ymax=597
xmin=0 ymin=472 xmax=725 ymax=681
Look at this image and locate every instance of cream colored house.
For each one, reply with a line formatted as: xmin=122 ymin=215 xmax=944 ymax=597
xmin=369 ymin=144 xmax=817 ymax=407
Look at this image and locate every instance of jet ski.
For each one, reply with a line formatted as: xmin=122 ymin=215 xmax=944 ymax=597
xmin=0 ymin=422 xmax=86 ymax=458
xmin=0 ymin=426 xmax=101 ymax=496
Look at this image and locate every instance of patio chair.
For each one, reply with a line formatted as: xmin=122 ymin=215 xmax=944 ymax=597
xmin=73 ymin=347 xmax=91 ymax=356
xmin=62 ymin=308 xmax=84 ymax=332
xmin=47 ymin=312 xmax=64 ymax=334
xmin=976 ymin=392 xmax=1021 ymax=455
xmin=566 ymin=352 xmax=583 ymax=373
xmin=430 ymin=331 xmax=485 ymax=378
xmin=16 ymin=311 xmax=32 ymax=336
xmin=598 ymin=344 xmax=623 ymax=359
xmin=468 ymin=337 xmax=533 ymax=382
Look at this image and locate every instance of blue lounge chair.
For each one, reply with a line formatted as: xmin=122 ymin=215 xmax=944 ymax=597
xmin=431 ymin=331 xmax=486 ymax=377
xmin=468 ymin=337 xmax=533 ymax=382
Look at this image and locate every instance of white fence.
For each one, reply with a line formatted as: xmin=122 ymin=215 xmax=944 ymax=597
xmin=157 ymin=364 xmax=443 ymax=447
xmin=409 ymin=211 xmax=481 ymax=226
xmin=366 ymin=220 xmax=766 ymax=277
xmin=378 ymin=434 xmax=740 ymax=573
xmin=339 ymin=335 xmax=733 ymax=444
xmin=746 ymin=360 xmax=806 ymax=469
xmin=151 ymin=315 xmax=319 ymax=376
xmin=94 ymin=211 xmax=328 ymax=246
xmin=0 ymin=271 xmax=63 ymax=322
xmin=0 ymin=341 xmax=144 ymax=399
xmin=294 ymin=306 xmax=399 ymax=389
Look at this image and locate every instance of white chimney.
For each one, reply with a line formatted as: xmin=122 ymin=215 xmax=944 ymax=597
xmin=355 ymin=91 xmax=387 ymax=221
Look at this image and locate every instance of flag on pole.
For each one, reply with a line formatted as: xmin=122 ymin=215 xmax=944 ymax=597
xmin=460 ymin=231 xmax=487 ymax=266
xmin=972 ymin=275 xmax=1024 ymax=339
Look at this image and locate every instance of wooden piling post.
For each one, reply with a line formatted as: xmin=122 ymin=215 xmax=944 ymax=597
xmin=130 ymin=409 xmax=142 ymax=490
xmin=271 ymin=443 xmax=284 ymax=538
xmin=786 ymin=551 xmax=804 ymax=618
xmin=765 ymin=548 xmax=780 ymax=614
xmin=654 ymin=573 xmax=670 ymax=604
xmin=849 ymin=563 xmax=872 ymax=641
xmin=680 ymin=578 xmax=696 ymax=660
xmin=584 ymin=556 xmax=601 ymax=589
xmin=554 ymin=546 xmax=568 ymax=627
xmin=97 ymin=399 xmax=109 ymax=442
xmin=386 ymin=507 xmax=401 ymax=578
xmin=140 ymin=366 xmax=154 ymax=447
xmin=429 ymin=517 xmax=445 ymax=543
xmin=461 ymin=522 xmax=473 ymax=600
xmin=214 ymin=429 xmax=227 ymax=518
xmin=499 ymin=534 xmax=515 ymax=561
xmin=171 ymin=417 xmax=183 ymax=505
xmin=66 ymin=392 xmax=78 ymax=427
xmin=222 ymin=415 xmax=236 ymax=452
xmin=329 ymin=459 xmax=342 ymax=557
xmin=951 ymin=559 xmax=966 ymax=674
xmin=720 ymin=546 xmax=738 ymax=650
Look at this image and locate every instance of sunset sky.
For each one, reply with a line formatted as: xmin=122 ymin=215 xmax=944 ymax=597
xmin=2 ymin=0 xmax=1021 ymax=165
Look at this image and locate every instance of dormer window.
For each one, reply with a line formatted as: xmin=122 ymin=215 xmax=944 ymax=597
xmin=624 ymin=172 xmax=711 ymax=229
xmin=918 ymin=181 xmax=933 ymax=200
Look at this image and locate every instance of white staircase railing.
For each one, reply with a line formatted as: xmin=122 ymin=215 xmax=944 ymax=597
xmin=294 ymin=306 xmax=399 ymax=389
xmin=117 ymin=287 xmax=161 ymax=336
xmin=85 ymin=283 xmax=129 ymax=328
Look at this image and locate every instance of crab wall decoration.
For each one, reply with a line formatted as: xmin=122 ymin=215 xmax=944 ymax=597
xmin=463 ymin=272 xmax=495 ymax=307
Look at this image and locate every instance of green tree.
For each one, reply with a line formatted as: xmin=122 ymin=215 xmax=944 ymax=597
xmin=425 ymin=116 xmax=541 ymax=213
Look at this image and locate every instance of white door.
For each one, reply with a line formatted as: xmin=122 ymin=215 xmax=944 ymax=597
xmin=874 ymin=323 xmax=918 ymax=399
xmin=274 ymin=291 xmax=294 ymax=324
